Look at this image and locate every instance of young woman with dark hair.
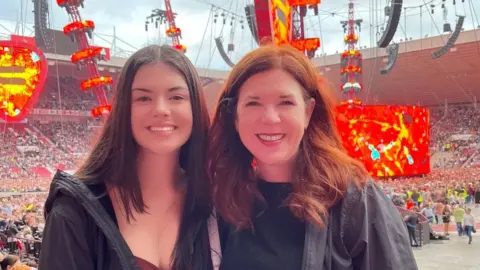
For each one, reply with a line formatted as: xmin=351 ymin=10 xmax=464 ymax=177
xmin=39 ymin=45 xmax=215 ymax=270
xmin=208 ymin=44 xmax=418 ymax=270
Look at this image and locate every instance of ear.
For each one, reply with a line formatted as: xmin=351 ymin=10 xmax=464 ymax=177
xmin=304 ymin=97 xmax=315 ymax=129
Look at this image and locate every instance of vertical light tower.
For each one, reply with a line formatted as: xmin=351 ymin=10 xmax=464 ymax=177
xmin=290 ymin=0 xmax=321 ymax=58
xmin=57 ymin=0 xmax=112 ymax=118
xmin=254 ymin=0 xmax=320 ymax=58
xmin=164 ymin=0 xmax=186 ymax=52
xmin=340 ymin=0 xmax=363 ymax=101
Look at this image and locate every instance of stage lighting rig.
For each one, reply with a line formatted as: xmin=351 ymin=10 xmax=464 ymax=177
xmin=144 ymin=1 xmax=186 ymax=53
xmin=145 ymin=9 xmax=176 ymax=32
xmin=212 ymin=5 xmax=246 ymax=68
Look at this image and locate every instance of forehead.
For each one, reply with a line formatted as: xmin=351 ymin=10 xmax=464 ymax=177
xmin=132 ymin=63 xmax=187 ymax=90
xmin=238 ymin=69 xmax=304 ymax=98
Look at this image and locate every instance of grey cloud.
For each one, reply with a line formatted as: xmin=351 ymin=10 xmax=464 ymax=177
xmin=1 ymin=0 xmax=479 ymax=70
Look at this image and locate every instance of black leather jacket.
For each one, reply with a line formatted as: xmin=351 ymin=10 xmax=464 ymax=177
xmin=39 ymin=171 xmax=214 ymax=270
xmin=215 ymin=180 xmax=418 ymax=270
xmin=40 ymin=171 xmax=417 ymax=270
xmin=299 ymin=180 xmax=418 ymax=270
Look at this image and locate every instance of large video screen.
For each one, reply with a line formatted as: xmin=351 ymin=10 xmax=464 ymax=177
xmin=335 ymin=103 xmax=430 ymax=177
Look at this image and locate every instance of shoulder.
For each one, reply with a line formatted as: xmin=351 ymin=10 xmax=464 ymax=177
xmin=45 ymin=170 xmax=107 ymax=228
xmin=335 ymin=180 xmax=417 ymax=269
xmin=341 ymin=180 xmax=383 ymax=215
xmin=339 ymin=179 xmax=404 ymax=236
xmin=45 ymin=194 xmax=91 ymax=233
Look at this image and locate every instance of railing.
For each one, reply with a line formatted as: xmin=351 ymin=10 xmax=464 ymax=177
xmin=396 ymin=206 xmax=431 ymax=247
xmin=0 ymin=234 xmax=42 ymax=261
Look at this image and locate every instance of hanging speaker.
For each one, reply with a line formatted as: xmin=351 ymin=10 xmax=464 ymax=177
xmin=432 ymin=15 xmax=465 ymax=58
xmin=245 ymin=4 xmax=259 ymax=45
xmin=215 ymin=37 xmax=235 ymax=68
xmin=378 ymin=0 xmax=403 ymax=48
xmin=380 ymin=43 xmax=399 ymax=74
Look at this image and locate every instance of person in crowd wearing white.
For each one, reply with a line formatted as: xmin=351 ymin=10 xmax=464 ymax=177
xmin=463 ymin=208 xmax=476 ymax=244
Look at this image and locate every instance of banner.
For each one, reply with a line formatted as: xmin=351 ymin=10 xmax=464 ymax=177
xmin=17 ymin=145 xmax=40 ymax=153
xmin=450 ymin=134 xmax=477 ymax=141
xmin=31 ymin=108 xmax=90 ymax=116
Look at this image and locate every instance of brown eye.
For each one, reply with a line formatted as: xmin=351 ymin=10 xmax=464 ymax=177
xmin=135 ymin=96 xmax=151 ymax=102
xmin=170 ymin=95 xmax=185 ymax=101
xmin=246 ymin=101 xmax=260 ymax=106
xmin=279 ymin=100 xmax=294 ymax=105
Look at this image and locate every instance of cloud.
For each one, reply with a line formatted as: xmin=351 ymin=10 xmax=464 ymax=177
xmin=1 ymin=0 xmax=479 ymax=70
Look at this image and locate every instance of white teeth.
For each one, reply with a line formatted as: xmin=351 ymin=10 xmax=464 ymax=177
xmin=257 ymin=134 xmax=284 ymax=141
xmin=149 ymin=126 xmax=175 ymax=132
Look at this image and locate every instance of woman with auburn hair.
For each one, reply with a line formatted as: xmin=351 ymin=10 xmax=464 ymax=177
xmin=208 ymin=44 xmax=417 ymax=270
xmin=39 ymin=45 xmax=216 ymax=270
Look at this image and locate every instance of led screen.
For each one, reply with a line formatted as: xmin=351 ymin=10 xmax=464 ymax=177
xmin=335 ymin=103 xmax=430 ymax=177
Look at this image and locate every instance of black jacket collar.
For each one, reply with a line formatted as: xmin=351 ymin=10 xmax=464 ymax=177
xmin=45 ymin=170 xmax=140 ymax=270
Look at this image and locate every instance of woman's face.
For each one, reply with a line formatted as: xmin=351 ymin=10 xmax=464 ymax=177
xmin=235 ymin=69 xmax=314 ymax=166
xmin=131 ymin=63 xmax=193 ymax=156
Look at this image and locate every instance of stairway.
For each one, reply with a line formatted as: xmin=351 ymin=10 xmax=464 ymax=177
xmin=26 ymin=125 xmax=55 ymax=147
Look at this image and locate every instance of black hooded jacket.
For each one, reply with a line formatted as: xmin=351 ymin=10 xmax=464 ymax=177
xmin=39 ymin=170 xmax=214 ymax=270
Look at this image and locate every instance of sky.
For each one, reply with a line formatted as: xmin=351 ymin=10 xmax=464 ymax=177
xmin=0 ymin=0 xmax=479 ymax=70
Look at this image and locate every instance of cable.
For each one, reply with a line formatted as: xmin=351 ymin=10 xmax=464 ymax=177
xmin=364 ymin=0 xmax=380 ymax=104
xmin=49 ymin=0 xmax=65 ymax=139
xmin=206 ymin=0 xmax=234 ymax=70
xmin=421 ymin=0 xmax=474 ymax=102
xmin=316 ymin=11 xmax=325 ymax=55
xmin=194 ymin=7 xmax=212 ymax=66
xmin=422 ymin=0 xmax=448 ymax=44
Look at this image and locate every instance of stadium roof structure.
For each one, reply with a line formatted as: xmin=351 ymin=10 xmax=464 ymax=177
xmin=43 ymin=29 xmax=480 ymax=109
xmin=313 ymin=29 xmax=480 ymax=107
xmin=200 ymin=29 xmax=480 ymax=109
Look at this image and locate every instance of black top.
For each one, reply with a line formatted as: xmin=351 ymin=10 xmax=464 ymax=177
xmin=405 ymin=213 xmax=419 ymax=227
xmin=218 ymin=180 xmax=305 ymax=270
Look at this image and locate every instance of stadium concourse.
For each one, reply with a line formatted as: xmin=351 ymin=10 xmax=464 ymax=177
xmin=1 ymin=30 xmax=480 ymax=267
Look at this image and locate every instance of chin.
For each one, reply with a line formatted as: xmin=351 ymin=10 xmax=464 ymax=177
xmin=254 ymin=153 xmax=294 ymax=166
xmin=140 ymin=143 xmax=184 ymax=156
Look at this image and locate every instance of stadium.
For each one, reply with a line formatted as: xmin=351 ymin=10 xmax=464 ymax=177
xmin=0 ymin=0 xmax=479 ymax=268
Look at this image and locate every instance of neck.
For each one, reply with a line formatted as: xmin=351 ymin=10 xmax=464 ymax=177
xmin=256 ymin=158 xmax=296 ymax=183
xmin=136 ymin=149 xmax=184 ymax=204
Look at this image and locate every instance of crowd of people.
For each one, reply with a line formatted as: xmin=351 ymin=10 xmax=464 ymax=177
xmin=383 ymin=168 xmax=480 ymax=246
xmin=34 ymin=76 xmax=98 ymax=111
xmin=0 ymin=75 xmax=479 ymax=265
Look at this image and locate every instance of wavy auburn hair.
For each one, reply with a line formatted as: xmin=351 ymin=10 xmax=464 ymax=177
xmin=208 ymin=44 xmax=368 ymax=229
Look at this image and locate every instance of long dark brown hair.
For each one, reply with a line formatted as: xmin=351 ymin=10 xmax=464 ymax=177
xmin=75 ymin=45 xmax=211 ymax=269
xmin=208 ymin=44 xmax=368 ymax=229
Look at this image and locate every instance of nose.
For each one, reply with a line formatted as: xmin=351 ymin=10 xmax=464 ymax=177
xmin=153 ymin=98 xmax=171 ymax=117
xmin=261 ymin=106 xmax=281 ymax=124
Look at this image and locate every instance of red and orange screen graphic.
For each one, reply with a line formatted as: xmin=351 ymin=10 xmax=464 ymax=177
xmin=0 ymin=39 xmax=47 ymax=122
xmin=335 ymin=103 xmax=430 ymax=177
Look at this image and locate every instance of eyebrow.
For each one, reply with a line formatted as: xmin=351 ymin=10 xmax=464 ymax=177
xmin=132 ymin=86 xmax=187 ymax=93
xmin=132 ymin=88 xmax=152 ymax=93
xmin=246 ymin=94 xmax=293 ymax=99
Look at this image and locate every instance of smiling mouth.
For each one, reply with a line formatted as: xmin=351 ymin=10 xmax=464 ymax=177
xmin=148 ymin=126 xmax=177 ymax=132
xmin=256 ymin=134 xmax=285 ymax=142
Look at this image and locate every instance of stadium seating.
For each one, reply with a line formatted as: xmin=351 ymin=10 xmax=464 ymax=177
xmin=1 ymin=76 xmax=479 ymax=180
